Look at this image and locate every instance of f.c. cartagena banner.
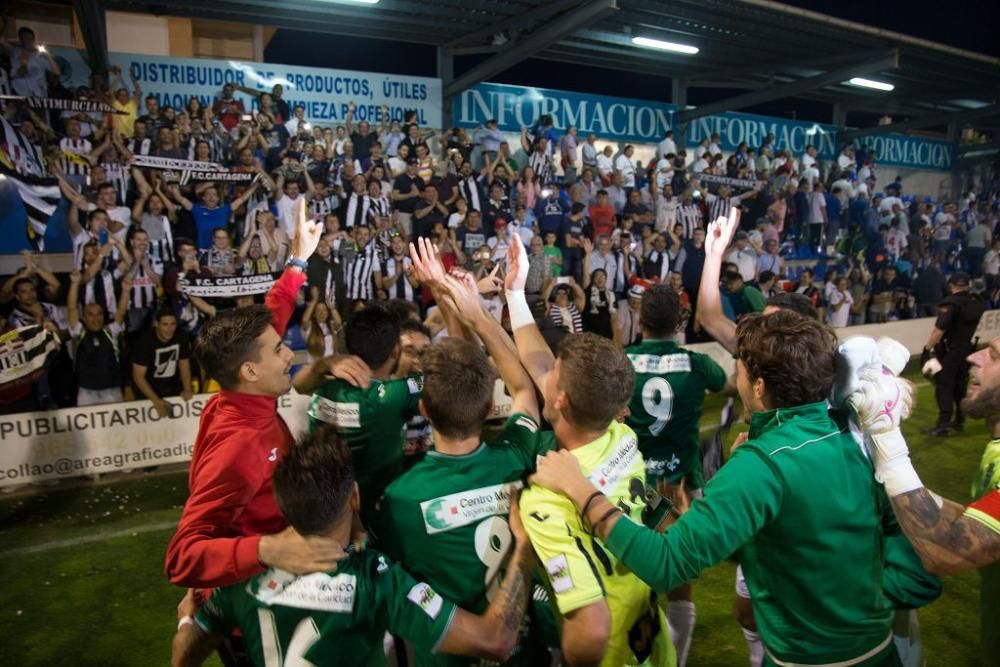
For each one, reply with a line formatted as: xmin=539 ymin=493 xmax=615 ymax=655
xmin=0 ymin=392 xmax=310 ymax=486
xmin=52 ymin=48 xmax=442 ymax=128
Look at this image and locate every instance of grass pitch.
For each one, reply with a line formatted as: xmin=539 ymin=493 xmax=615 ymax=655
xmin=0 ymin=369 xmax=987 ymax=666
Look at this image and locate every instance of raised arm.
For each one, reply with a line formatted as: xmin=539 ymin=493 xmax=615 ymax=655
xmin=266 ymin=197 xmax=318 ymax=337
xmin=505 ymin=235 xmax=556 ymax=391
xmin=696 ymin=209 xmax=741 ymax=354
xmin=168 ymin=183 xmax=194 ymax=212
xmin=67 ymin=270 xmax=82 ymax=330
xmin=344 ymin=100 xmax=356 ymax=134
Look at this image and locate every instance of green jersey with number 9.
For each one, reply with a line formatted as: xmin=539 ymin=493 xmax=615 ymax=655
xmin=372 ymin=413 xmax=555 ymax=666
xmin=625 ymin=339 xmax=726 ymax=489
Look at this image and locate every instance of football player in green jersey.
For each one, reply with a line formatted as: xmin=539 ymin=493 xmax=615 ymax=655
xmin=533 ymin=307 xmax=910 ymax=666
xmin=171 ymin=424 xmax=535 ymax=667
xmin=625 ymin=283 xmax=726 ymax=666
xmin=295 ymin=304 xmax=422 ymax=520
xmin=856 ymin=336 xmax=1000 ymax=662
xmin=374 ymin=239 xmax=553 ymax=666
xmin=504 ymin=234 xmax=675 ymax=667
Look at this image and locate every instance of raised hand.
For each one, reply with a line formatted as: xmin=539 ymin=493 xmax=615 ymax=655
xmin=505 ymin=234 xmax=529 ymax=291
xmin=69 ymin=270 xmax=82 ymax=284
xmin=438 ymin=272 xmax=483 ymax=322
xmin=408 ymin=237 xmax=448 ymax=290
xmin=705 ymin=207 xmax=741 ymax=260
xmin=477 ymin=262 xmax=503 ymax=295
xmin=291 ymin=197 xmax=323 ymax=260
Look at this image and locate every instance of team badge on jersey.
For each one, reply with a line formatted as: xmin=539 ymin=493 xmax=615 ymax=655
xmin=545 ymin=554 xmax=574 ymax=593
xmin=407 ymin=583 xmax=443 ymax=619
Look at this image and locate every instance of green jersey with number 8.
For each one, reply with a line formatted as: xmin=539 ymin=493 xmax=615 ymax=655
xmin=625 ymin=339 xmax=726 ymax=489
xmin=373 ymin=413 xmax=555 ymax=666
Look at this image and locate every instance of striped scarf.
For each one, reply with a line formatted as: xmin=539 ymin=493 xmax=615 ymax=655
xmin=549 ymin=302 xmax=583 ymax=334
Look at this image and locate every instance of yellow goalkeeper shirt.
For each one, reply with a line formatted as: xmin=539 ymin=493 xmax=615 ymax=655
xmin=519 ymin=421 xmax=675 ymax=667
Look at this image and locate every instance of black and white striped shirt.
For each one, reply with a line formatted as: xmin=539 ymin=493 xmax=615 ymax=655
xmin=367 ymin=195 xmax=391 ymax=225
xmin=84 ymin=269 xmax=118 ymax=316
xmin=309 ymin=194 xmax=339 ymax=218
xmin=127 ymin=263 xmax=158 ymax=309
xmin=59 ymin=136 xmax=92 ymax=177
xmin=677 ymin=204 xmax=703 ymax=239
xmin=342 ymin=192 xmax=370 ymax=230
xmin=345 ymin=243 xmax=380 ymax=300
xmin=383 ymin=255 xmax=416 ymax=302
xmin=101 ymin=161 xmax=131 ymax=205
xmin=528 ymin=150 xmax=551 ymax=184
xmin=126 ymin=137 xmax=152 ymax=156
xmin=706 ymin=194 xmax=741 ymax=224
xmin=459 ymin=176 xmax=482 ymax=212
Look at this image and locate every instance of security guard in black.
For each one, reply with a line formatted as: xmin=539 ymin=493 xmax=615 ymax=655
xmin=924 ymin=271 xmax=985 ymax=435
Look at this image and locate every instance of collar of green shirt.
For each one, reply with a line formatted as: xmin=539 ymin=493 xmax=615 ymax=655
xmin=748 ymin=400 xmax=829 ymax=439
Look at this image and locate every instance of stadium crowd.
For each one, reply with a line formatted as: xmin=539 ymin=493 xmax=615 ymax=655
xmin=1 ymin=25 xmax=1000 ymax=667
xmin=1 ymin=24 xmax=999 ymax=413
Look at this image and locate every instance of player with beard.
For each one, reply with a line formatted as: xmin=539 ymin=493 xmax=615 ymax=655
xmin=856 ymin=336 xmax=1000 ymax=661
xmin=295 ymin=304 xmax=422 ymax=521
xmin=532 ymin=307 xmax=911 ymax=666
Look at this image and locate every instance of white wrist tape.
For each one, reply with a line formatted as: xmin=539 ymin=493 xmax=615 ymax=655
xmin=871 ymin=430 xmax=923 ymax=497
xmin=506 ymin=289 xmax=534 ymax=330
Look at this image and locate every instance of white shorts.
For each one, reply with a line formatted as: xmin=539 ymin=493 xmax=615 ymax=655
xmin=735 ymin=564 xmax=751 ymax=599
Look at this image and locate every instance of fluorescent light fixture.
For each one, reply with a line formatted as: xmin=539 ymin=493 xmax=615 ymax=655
xmin=311 ymin=0 xmax=379 ymax=4
xmin=846 ymin=77 xmax=894 ymax=92
xmin=631 ymin=36 xmax=698 ymax=55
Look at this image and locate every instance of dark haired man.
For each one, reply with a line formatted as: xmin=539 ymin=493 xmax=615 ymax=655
xmin=624 ymin=283 xmax=726 ymax=665
xmin=374 ymin=242 xmax=553 ymax=666
xmin=504 ymin=235 xmax=674 ymax=667
xmin=533 ymin=307 xmax=915 ymax=666
xmin=166 ymin=200 xmax=364 ymax=591
xmin=171 ymin=425 xmax=536 ymax=667
xmin=296 ymin=303 xmax=421 ymax=520
xmin=131 ymin=309 xmax=193 ymax=419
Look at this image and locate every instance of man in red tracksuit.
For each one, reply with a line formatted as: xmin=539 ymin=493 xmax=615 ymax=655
xmin=165 ymin=199 xmax=370 ymax=590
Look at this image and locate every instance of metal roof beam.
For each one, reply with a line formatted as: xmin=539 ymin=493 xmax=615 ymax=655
xmin=686 ymin=48 xmax=894 ymax=86
xmin=677 ymin=49 xmax=899 ymax=123
xmin=446 ymin=0 xmax=578 ymax=47
xmin=444 ymin=0 xmax=618 ymax=99
xmin=73 ymin=0 xmax=109 ymax=75
xmin=841 ymin=103 xmax=1000 ymax=143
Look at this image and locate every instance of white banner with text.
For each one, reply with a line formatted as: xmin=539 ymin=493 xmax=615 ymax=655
xmin=0 ymin=392 xmax=310 ymax=487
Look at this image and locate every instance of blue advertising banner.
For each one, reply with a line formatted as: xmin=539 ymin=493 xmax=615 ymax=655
xmin=51 ymin=48 xmax=443 ymax=127
xmin=453 ymin=83 xmax=954 ymax=171
xmin=453 ymin=82 xmax=838 ymax=159
xmin=858 ymin=133 xmax=954 ymax=171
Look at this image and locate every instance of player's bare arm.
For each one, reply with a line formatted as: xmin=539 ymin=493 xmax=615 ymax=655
xmin=171 ymin=622 xmax=222 ymax=667
xmin=438 ymin=491 xmax=534 ymax=662
xmin=891 ymin=488 xmax=1000 ymax=576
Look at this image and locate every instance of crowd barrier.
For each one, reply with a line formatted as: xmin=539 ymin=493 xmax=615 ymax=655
xmin=2 ymin=313 xmax=998 ymax=487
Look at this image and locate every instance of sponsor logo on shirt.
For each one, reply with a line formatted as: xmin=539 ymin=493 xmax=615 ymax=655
xmin=407 ymin=583 xmax=443 ymax=620
xmin=310 ymin=396 xmax=361 ymax=429
xmin=420 ymin=481 xmax=524 ymax=534
xmin=627 ymin=353 xmax=691 ymax=374
xmin=646 ymin=454 xmax=681 ymax=474
xmin=254 ymin=572 xmax=357 ymax=614
xmin=545 ymin=554 xmax=574 ymax=593
xmin=588 ymin=433 xmax=640 ymax=491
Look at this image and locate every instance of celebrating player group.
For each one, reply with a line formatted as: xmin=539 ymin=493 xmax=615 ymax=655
xmin=165 ymin=201 xmax=1000 ymax=667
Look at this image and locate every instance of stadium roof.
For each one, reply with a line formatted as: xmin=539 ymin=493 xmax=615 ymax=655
xmin=97 ymin=0 xmax=1000 ymax=134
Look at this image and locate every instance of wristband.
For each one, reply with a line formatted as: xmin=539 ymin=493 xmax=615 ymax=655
xmin=581 ymin=491 xmax=604 ymax=518
xmin=872 ymin=430 xmax=923 ymax=497
xmin=593 ymin=507 xmax=621 ymax=531
xmin=285 ymin=255 xmax=308 ymax=271
xmin=505 ymin=289 xmax=533 ymax=330
xmin=177 ymin=615 xmax=194 ymax=631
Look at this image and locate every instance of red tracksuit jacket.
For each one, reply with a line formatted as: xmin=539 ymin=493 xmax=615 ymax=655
xmin=164 ymin=269 xmax=304 ymax=588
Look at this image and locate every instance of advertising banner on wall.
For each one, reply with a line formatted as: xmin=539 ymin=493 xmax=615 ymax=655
xmin=52 ymin=48 xmax=443 ymax=128
xmin=453 ymin=82 xmax=955 ymax=171
xmin=0 ymin=392 xmax=310 ymax=487
xmin=453 ymin=82 xmax=839 ymax=159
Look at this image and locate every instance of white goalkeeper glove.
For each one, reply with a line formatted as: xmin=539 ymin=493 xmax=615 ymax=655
xmin=847 ymin=340 xmax=922 ymax=497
